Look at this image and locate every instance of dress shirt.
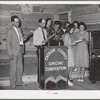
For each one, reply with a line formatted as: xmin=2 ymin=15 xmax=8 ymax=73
xmin=13 ymin=26 xmax=23 ymax=45
xmin=33 ymin=27 xmax=47 ymax=46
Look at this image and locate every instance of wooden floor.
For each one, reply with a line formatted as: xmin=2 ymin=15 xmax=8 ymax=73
xmin=67 ymin=78 xmax=100 ymax=90
xmin=0 ymin=56 xmax=100 ymax=90
xmin=1 ymin=77 xmax=100 ymax=90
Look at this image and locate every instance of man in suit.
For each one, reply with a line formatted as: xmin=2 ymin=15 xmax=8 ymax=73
xmin=6 ymin=15 xmax=25 ymax=89
xmin=33 ymin=18 xmax=47 ymax=83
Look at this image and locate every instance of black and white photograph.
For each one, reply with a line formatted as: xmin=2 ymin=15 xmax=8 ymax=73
xmin=0 ymin=1 xmax=100 ymax=99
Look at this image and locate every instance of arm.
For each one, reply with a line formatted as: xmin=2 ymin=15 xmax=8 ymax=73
xmin=33 ymin=30 xmax=44 ymax=46
xmin=63 ymin=34 xmax=71 ymax=47
xmin=83 ymin=31 xmax=89 ymax=44
xmin=74 ymin=37 xmax=83 ymax=44
xmin=6 ymin=29 xmax=13 ymax=60
xmin=82 ymin=38 xmax=88 ymax=44
xmin=77 ymin=32 xmax=89 ymax=44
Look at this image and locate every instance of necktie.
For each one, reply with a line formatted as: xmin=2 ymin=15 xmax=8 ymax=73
xmin=42 ymin=29 xmax=46 ymax=40
xmin=17 ymin=28 xmax=23 ymax=45
xmin=18 ymin=29 xmax=22 ymax=41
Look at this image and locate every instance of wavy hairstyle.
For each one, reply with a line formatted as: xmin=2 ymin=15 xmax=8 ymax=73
xmin=65 ymin=24 xmax=75 ymax=34
xmin=79 ymin=22 xmax=87 ymax=30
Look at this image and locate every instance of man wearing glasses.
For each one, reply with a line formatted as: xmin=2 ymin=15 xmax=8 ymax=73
xmin=6 ymin=15 xmax=25 ymax=89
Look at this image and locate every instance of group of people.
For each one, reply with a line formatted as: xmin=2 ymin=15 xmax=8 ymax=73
xmin=63 ymin=21 xmax=89 ymax=86
xmin=33 ymin=18 xmax=89 ymax=86
xmin=6 ymin=15 xmax=89 ymax=89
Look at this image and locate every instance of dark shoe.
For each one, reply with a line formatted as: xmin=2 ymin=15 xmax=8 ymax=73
xmin=69 ymin=78 xmax=73 ymax=82
xmin=68 ymin=80 xmax=73 ymax=86
xmin=69 ymin=79 xmax=73 ymax=82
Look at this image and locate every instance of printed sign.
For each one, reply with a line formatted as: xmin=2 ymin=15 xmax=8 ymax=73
xmin=44 ymin=46 xmax=68 ymax=89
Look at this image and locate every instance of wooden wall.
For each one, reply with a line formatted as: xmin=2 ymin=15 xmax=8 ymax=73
xmin=0 ymin=4 xmax=100 ymax=57
xmin=71 ymin=4 xmax=100 ymax=30
xmin=0 ymin=4 xmax=54 ymax=52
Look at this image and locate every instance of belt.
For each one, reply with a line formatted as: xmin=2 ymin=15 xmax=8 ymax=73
xmin=35 ymin=45 xmax=44 ymax=48
xmin=20 ymin=45 xmax=23 ymax=46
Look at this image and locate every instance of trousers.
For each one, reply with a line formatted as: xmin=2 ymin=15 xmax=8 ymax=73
xmin=36 ymin=46 xmax=44 ymax=83
xmin=10 ymin=46 xmax=23 ymax=87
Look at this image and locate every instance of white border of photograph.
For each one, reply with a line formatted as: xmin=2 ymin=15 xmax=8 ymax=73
xmin=0 ymin=1 xmax=100 ymax=99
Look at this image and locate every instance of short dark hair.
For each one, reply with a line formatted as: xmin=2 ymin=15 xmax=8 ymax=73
xmin=46 ymin=18 xmax=52 ymax=27
xmin=11 ymin=15 xmax=19 ymax=22
xmin=54 ymin=21 xmax=62 ymax=29
xmin=65 ymin=24 xmax=75 ymax=34
xmin=73 ymin=21 xmax=79 ymax=25
xmin=38 ymin=18 xmax=45 ymax=23
xmin=72 ymin=21 xmax=79 ymax=28
xmin=65 ymin=21 xmax=70 ymax=25
xmin=79 ymin=22 xmax=87 ymax=30
xmin=11 ymin=15 xmax=21 ymax=27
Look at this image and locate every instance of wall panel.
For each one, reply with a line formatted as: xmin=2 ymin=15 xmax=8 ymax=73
xmin=72 ymin=12 xmax=100 ymax=23
xmin=0 ymin=9 xmax=54 ymax=52
xmin=72 ymin=5 xmax=99 ymax=16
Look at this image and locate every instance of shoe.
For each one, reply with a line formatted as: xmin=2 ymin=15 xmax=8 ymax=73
xmin=74 ymin=68 xmax=77 ymax=71
xmin=80 ymin=79 xmax=84 ymax=82
xmin=16 ymin=82 xmax=26 ymax=86
xmin=77 ymin=78 xmax=81 ymax=82
xmin=69 ymin=79 xmax=73 ymax=82
xmin=11 ymin=85 xmax=16 ymax=89
xmin=21 ymin=82 xmax=26 ymax=86
xmin=77 ymin=79 xmax=84 ymax=82
xmin=68 ymin=80 xmax=73 ymax=86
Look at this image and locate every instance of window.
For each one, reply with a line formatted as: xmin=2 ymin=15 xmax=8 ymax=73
xmin=54 ymin=11 xmax=72 ymax=29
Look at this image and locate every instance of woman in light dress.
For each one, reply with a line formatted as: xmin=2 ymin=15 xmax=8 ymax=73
xmin=75 ymin=22 xmax=89 ymax=82
xmin=63 ymin=24 xmax=76 ymax=86
xmin=72 ymin=21 xmax=80 ymax=71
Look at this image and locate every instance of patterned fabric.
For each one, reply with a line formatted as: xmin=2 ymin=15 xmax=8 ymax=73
xmin=75 ymin=30 xmax=89 ymax=68
xmin=63 ymin=33 xmax=75 ymax=67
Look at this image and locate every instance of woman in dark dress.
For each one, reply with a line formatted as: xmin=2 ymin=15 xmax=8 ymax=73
xmin=45 ymin=18 xmax=53 ymax=45
xmin=45 ymin=18 xmax=53 ymax=37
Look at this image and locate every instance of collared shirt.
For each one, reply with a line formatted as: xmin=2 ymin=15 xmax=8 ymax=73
xmin=33 ymin=27 xmax=47 ymax=46
xmin=13 ymin=26 xmax=23 ymax=45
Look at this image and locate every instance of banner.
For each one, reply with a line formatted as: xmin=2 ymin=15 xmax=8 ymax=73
xmin=44 ymin=46 xmax=68 ymax=89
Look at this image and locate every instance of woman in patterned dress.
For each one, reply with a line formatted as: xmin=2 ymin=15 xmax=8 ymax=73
xmin=72 ymin=21 xmax=80 ymax=71
xmin=75 ymin=22 xmax=89 ymax=82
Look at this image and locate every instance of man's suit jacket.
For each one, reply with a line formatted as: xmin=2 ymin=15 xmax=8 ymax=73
xmin=6 ymin=26 xmax=24 ymax=57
